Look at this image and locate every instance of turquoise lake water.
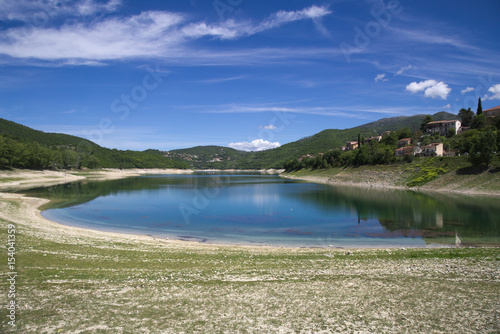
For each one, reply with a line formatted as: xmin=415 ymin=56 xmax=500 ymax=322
xmin=24 ymin=173 xmax=500 ymax=247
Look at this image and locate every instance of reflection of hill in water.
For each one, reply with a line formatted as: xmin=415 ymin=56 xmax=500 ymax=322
xmin=22 ymin=176 xmax=179 ymax=210
xmin=23 ymin=175 xmax=500 ymax=244
xmin=22 ymin=174 xmax=287 ymax=210
xmin=286 ymin=185 xmax=500 ymax=240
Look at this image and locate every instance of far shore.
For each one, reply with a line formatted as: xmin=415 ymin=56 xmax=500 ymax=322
xmin=282 ymin=173 xmax=500 ymax=197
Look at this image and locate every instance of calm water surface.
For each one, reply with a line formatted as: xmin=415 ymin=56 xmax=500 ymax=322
xmin=24 ymin=173 xmax=500 ymax=247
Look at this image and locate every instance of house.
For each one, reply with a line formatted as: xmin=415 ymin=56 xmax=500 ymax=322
xmin=398 ymin=138 xmax=411 ymax=147
xmin=426 ymin=120 xmax=461 ymax=136
xmin=484 ymin=105 xmax=500 ymax=118
xmin=345 ymin=141 xmax=359 ymax=151
xmin=298 ymin=154 xmax=314 ymax=162
xmin=395 ymin=145 xmax=422 ymax=157
xmin=423 ymin=143 xmax=444 ymax=157
xmin=365 ymin=135 xmax=382 ymax=144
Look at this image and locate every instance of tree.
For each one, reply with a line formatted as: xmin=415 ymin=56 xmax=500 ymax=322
xmin=396 ymin=127 xmax=412 ymax=140
xmin=470 ymin=114 xmax=486 ymax=130
xmin=420 ymin=115 xmax=433 ymax=132
xmin=469 ymin=131 xmax=497 ymax=167
xmin=458 ymin=107 xmax=474 ymax=127
xmin=381 ymin=132 xmax=397 ymax=146
xmin=477 ymin=97 xmax=483 ymax=116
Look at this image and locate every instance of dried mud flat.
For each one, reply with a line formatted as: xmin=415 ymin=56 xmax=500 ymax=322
xmin=0 ymin=170 xmax=499 ymax=333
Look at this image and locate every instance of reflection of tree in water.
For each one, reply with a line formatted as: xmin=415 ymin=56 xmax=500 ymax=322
xmin=21 ymin=173 xmax=285 ymax=210
xmin=22 ymin=175 xmax=500 ymax=242
xmin=286 ymin=185 xmax=500 ymax=239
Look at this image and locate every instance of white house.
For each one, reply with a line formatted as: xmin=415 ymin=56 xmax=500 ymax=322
xmin=423 ymin=143 xmax=444 ymax=156
xmin=426 ymin=120 xmax=461 ymax=136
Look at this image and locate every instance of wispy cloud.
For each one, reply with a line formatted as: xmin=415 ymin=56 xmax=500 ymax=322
xmin=395 ymin=65 xmax=412 ymax=76
xmin=0 ymin=0 xmax=121 ymax=22
xmin=195 ymin=75 xmax=246 ymax=84
xmin=259 ymin=124 xmax=277 ymax=130
xmin=194 ymin=103 xmax=426 ymax=117
xmin=388 ymin=26 xmax=476 ymax=50
xmin=461 ymin=87 xmax=475 ymax=94
xmin=0 ymin=5 xmax=332 ymax=64
xmin=374 ymin=73 xmax=388 ymax=82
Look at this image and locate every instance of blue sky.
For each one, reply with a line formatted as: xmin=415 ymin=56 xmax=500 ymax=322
xmin=0 ymin=0 xmax=499 ymax=151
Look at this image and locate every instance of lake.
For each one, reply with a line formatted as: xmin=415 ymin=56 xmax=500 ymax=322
xmin=23 ymin=173 xmax=500 ymax=248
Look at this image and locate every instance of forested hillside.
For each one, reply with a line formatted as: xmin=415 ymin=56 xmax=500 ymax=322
xmin=0 ymin=111 xmax=462 ymax=170
xmin=158 ymin=111 xmax=459 ymax=169
xmin=0 ymin=119 xmax=189 ymax=170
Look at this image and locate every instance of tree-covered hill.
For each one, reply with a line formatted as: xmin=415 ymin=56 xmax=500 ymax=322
xmin=0 ymin=111 xmax=460 ymax=170
xmin=356 ymin=111 xmax=458 ymax=133
xmin=0 ymin=118 xmax=189 ymax=170
xmin=152 ymin=111 xmax=460 ymax=169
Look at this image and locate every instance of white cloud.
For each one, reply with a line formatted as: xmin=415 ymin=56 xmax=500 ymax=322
xmin=395 ymin=65 xmax=412 ymax=76
xmin=0 ymin=5 xmax=332 ymax=63
xmin=461 ymin=87 xmax=475 ymax=94
xmin=228 ymin=139 xmax=281 ymax=152
xmin=374 ymin=73 xmax=387 ymax=82
xmin=424 ymin=82 xmax=451 ymax=99
xmin=406 ymin=80 xmax=438 ymax=93
xmin=182 ymin=5 xmax=331 ymax=40
xmin=485 ymin=84 xmax=500 ymax=100
xmin=406 ymin=80 xmax=451 ymax=100
xmin=0 ymin=0 xmax=121 ymax=22
xmin=442 ymin=104 xmax=451 ymax=109
xmin=0 ymin=11 xmax=185 ymax=60
xmin=259 ymin=124 xmax=277 ymax=130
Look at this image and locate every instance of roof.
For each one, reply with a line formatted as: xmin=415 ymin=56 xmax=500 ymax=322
xmin=484 ymin=105 xmax=500 ymax=112
xmin=426 ymin=120 xmax=460 ymax=125
xmin=399 ymin=138 xmax=411 ymax=141
xmin=424 ymin=143 xmax=443 ymax=148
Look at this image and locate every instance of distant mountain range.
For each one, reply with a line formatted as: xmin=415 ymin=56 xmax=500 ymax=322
xmin=1 ymin=111 xmax=459 ymax=170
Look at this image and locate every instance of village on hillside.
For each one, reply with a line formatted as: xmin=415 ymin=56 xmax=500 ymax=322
xmin=294 ymin=104 xmax=500 ymax=168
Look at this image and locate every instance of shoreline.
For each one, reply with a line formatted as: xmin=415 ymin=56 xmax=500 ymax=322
xmin=282 ymin=170 xmax=500 ymax=198
xmin=0 ymin=168 xmax=496 ymax=251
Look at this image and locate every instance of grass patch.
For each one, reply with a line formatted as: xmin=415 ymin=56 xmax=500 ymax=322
xmin=0 ymin=177 xmax=25 ymax=183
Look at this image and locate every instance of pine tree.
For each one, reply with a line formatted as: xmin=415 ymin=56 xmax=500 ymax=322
xmin=477 ymin=97 xmax=483 ymax=115
xmin=420 ymin=115 xmax=434 ymax=132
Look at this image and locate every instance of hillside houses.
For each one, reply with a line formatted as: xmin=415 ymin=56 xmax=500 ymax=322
xmin=484 ymin=105 xmax=500 ymax=118
xmin=398 ymin=138 xmax=411 ymax=147
xmin=341 ymin=141 xmax=359 ymax=151
xmin=365 ymin=135 xmax=382 ymax=144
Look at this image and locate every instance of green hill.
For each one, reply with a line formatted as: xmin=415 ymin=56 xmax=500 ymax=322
xmin=0 ymin=111 xmax=460 ymax=170
xmin=0 ymin=118 xmax=189 ymax=170
xmin=153 ymin=111 xmax=459 ymax=169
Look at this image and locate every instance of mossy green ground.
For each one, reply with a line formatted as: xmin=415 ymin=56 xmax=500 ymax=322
xmin=287 ymin=156 xmax=500 ymax=192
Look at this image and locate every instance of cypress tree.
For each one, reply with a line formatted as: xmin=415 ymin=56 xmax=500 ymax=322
xmin=477 ymin=97 xmax=483 ymax=115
